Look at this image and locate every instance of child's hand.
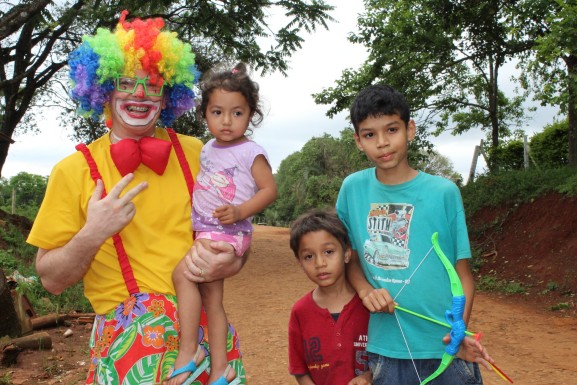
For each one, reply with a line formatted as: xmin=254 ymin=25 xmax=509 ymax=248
xmin=213 ymin=204 xmax=241 ymax=224
xmin=443 ymin=333 xmax=494 ymax=370
xmin=360 ymin=287 xmax=395 ymax=313
xmin=348 ymin=370 xmax=372 ymax=385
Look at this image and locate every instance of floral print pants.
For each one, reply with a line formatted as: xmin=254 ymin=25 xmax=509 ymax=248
xmin=85 ymin=293 xmax=245 ymax=385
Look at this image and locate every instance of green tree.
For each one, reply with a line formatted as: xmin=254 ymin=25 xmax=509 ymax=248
xmin=517 ymin=0 xmax=577 ymax=166
xmin=272 ymin=130 xmax=371 ymax=222
xmin=8 ymin=172 xmax=47 ymax=206
xmin=313 ymin=0 xmax=529 ymax=172
xmin=412 ymin=150 xmax=462 ymax=184
xmin=489 ymin=139 xmax=525 ymax=172
xmin=0 ymin=172 xmax=47 ymax=219
xmin=530 ymin=119 xmax=569 ymax=169
xmin=0 ymin=0 xmax=334 ymax=174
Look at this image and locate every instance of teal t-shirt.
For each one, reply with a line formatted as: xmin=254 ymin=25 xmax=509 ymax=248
xmin=336 ymin=169 xmax=471 ymax=359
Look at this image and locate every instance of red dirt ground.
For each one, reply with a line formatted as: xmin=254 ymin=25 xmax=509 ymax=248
xmin=1 ymin=194 xmax=577 ymax=384
xmin=469 ymin=191 xmax=577 ymax=315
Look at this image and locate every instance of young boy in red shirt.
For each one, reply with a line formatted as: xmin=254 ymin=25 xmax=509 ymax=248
xmin=288 ymin=209 xmax=372 ymax=385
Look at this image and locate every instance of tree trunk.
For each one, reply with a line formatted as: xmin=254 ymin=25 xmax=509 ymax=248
xmin=566 ymin=55 xmax=577 ymax=167
xmin=0 ymin=139 xmax=10 ymax=179
xmin=31 ymin=314 xmax=68 ymax=330
xmin=7 ymin=331 xmax=52 ymax=350
xmin=0 ymin=269 xmax=22 ymax=338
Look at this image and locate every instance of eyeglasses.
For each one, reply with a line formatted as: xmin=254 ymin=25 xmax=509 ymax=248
xmin=115 ymin=76 xmax=164 ymax=96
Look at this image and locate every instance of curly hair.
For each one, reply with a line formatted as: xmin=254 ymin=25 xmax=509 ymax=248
xmin=68 ymin=10 xmax=200 ymax=127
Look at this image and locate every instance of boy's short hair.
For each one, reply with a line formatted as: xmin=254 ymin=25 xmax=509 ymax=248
xmin=289 ymin=209 xmax=351 ymax=258
xmin=349 ymin=84 xmax=411 ymax=134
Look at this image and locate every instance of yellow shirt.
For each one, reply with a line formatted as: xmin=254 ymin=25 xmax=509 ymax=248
xmin=27 ymin=129 xmax=203 ymax=314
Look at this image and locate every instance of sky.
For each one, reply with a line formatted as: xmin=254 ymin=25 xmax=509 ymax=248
xmin=3 ymin=1 xmax=559 ymax=181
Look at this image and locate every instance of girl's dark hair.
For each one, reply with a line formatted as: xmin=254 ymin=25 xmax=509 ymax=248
xmin=198 ymin=62 xmax=264 ymax=127
xmin=289 ymin=209 xmax=351 ymax=258
xmin=349 ymin=84 xmax=411 ymax=134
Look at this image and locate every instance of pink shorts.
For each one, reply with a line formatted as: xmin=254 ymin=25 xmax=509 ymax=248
xmin=196 ymin=231 xmax=252 ymax=256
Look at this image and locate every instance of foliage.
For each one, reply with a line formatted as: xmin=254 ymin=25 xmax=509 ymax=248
xmin=550 ymin=302 xmax=571 ymax=311
xmin=556 ymin=172 xmax=577 ymax=195
xmin=529 ymin=119 xmax=569 ymax=168
xmin=312 ymin=0 xmax=529 ymax=172
xmin=0 ymin=171 xmax=90 ymax=314
xmin=516 ymin=0 xmax=577 ymax=165
xmin=0 ymin=218 xmax=92 ymax=315
xmin=461 ymin=166 xmax=577 ymax=217
xmin=0 ymin=371 xmax=11 ymax=385
xmin=271 ymin=129 xmax=371 ymax=223
xmin=0 ymin=0 xmax=335 ymax=172
xmin=19 ymin=278 xmax=92 ymax=315
xmin=412 ymin=150 xmax=462 ymax=184
xmin=0 ymin=172 xmax=48 ymax=220
xmin=0 ymin=172 xmax=47 ymax=206
xmin=488 ymin=139 xmax=525 ymax=172
xmin=475 ymin=120 xmax=569 ymax=173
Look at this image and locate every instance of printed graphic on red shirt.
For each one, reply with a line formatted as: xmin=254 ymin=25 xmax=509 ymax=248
xmin=304 ymin=333 xmax=369 ymax=376
xmin=363 ymin=203 xmax=413 ymax=269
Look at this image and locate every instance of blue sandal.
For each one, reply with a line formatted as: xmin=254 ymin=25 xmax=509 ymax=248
xmin=210 ymin=365 xmax=241 ymax=385
xmin=168 ymin=348 xmax=209 ymax=383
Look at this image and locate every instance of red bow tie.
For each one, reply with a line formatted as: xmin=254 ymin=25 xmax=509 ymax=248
xmin=110 ymin=136 xmax=173 ymax=176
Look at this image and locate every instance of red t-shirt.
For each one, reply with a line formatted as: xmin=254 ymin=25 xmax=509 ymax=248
xmin=288 ymin=291 xmax=370 ymax=384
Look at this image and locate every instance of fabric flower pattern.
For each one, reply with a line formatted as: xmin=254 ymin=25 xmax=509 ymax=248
xmin=143 ymin=325 xmax=166 ymax=349
xmin=148 ymin=299 xmax=166 ymax=317
xmin=114 ymin=293 xmax=149 ymax=330
xmin=166 ymin=334 xmax=179 ymax=352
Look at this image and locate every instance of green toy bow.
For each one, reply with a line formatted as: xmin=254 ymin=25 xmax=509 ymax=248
xmin=393 ymin=232 xmax=466 ymax=385
xmin=394 ymin=232 xmax=514 ymax=384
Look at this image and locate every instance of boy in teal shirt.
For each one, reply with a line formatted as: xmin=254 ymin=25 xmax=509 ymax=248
xmin=336 ymin=84 xmax=489 ymax=385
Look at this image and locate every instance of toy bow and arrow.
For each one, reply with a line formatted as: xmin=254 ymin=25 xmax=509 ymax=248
xmin=391 ymin=232 xmax=513 ymax=384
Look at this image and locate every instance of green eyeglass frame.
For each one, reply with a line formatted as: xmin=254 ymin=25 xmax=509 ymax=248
xmin=115 ymin=76 xmax=164 ymax=96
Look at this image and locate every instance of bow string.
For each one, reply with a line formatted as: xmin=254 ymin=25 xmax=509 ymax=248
xmin=392 ymin=232 xmax=513 ymax=384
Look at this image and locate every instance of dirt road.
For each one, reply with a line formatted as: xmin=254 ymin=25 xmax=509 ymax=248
xmin=228 ymin=226 xmax=577 ymax=385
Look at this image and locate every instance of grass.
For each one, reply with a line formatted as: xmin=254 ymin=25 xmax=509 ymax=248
xmin=476 ymin=275 xmax=526 ymax=294
xmin=0 ymin=372 xmax=11 ymax=385
xmin=0 ymin=221 xmax=92 ymax=316
xmin=550 ymin=303 xmax=571 ymax=311
xmin=461 ymin=166 xmax=577 ymax=217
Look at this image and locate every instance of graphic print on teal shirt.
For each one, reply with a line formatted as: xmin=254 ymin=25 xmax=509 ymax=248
xmin=364 ymin=203 xmax=414 ymax=270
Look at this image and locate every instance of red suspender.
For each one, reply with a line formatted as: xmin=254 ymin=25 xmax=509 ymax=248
xmin=75 ymin=143 xmax=140 ymax=295
xmin=166 ymin=128 xmax=196 ymax=241
xmin=166 ymin=128 xmax=195 ymax=201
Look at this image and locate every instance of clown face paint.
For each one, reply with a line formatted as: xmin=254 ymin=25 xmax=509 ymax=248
xmin=114 ymin=99 xmax=162 ymax=127
xmin=110 ymin=95 xmax=164 ymax=140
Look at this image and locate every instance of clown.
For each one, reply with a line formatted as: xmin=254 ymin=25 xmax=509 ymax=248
xmin=27 ymin=11 xmax=247 ymax=385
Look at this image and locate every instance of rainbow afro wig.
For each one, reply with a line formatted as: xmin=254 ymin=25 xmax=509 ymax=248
xmin=68 ymin=10 xmax=199 ymax=127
